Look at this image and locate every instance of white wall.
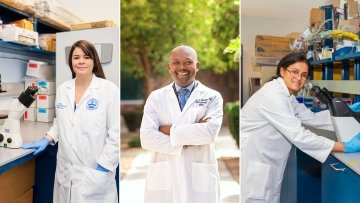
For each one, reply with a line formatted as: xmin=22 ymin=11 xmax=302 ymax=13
xmin=241 ymin=1 xmax=323 ymax=104
xmin=58 ymin=0 xmax=119 ymax=23
xmin=56 ymin=27 xmax=119 ymax=87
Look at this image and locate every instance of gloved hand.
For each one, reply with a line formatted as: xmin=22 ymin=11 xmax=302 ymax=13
xmin=349 ymin=102 xmax=360 ymax=113
xmin=343 ymin=133 xmax=360 ymax=153
xmin=21 ymin=137 xmax=51 ymax=155
xmin=96 ymin=164 xmax=109 ymax=173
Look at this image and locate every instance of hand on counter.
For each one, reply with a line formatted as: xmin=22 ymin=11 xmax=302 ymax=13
xmin=21 ymin=137 xmax=51 ymax=155
xmin=343 ymin=133 xmax=360 ymax=153
xmin=350 ymin=102 xmax=360 ymax=113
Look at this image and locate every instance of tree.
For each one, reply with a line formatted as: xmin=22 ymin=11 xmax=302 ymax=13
xmin=121 ymin=0 xmax=239 ymax=99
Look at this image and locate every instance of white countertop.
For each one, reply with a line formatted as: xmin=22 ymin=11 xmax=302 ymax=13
xmin=0 ymin=121 xmax=53 ymax=167
xmin=306 ymin=125 xmax=360 ymax=176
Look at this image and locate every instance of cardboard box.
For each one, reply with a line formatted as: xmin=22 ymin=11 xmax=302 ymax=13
xmin=26 ymin=60 xmax=53 ymax=78
xmin=37 ymin=94 xmax=55 ymax=108
xmin=1 ymin=24 xmax=38 ymax=46
xmin=286 ymin=32 xmax=301 ymax=39
xmin=70 ymin=20 xmax=115 ymax=30
xmin=348 ymin=0 xmax=358 ymax=19
xmin=24 ymin=107 xmax=36 ymax=121
xmin=310 ymin=8 xmax=325 ymax=26
xmin=37 ymin=108 xmax=55 ymax=122
xmin=0 ymin=159 xmax=34 ymax=202
xmin=37 ymin=81 xmax=56 ymax=95
xmin=39 ymin=34 xmax=56 ymax=52
xmin=255 ymin=35 xmax=293 ymax=57
xmin=11 ymin=19 xmax=33 ymax=31
xmin=330 ymin=0 xmax=340 ymax=8
xmin=338 ymin=19 xmax=360 ymax=33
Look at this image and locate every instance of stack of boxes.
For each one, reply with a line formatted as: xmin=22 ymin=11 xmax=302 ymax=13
xmin=1 ymin=19 xmax=38 ymax=46
xmin=24 ymin=60 xmax=55 ymax=122
xmin=36 ymin=81 xmax=56 ymax=122
xmin=255 ymin=35 xmax=293 ymax=58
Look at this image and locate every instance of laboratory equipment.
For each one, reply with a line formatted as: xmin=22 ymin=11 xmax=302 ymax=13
xmin=0 ymin=86 xmax=38 ymax=148
xmin=312 ymin=86 xmax=360 ymax=142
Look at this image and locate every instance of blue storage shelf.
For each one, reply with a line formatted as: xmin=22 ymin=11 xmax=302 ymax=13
xmin=310 ymin=58 xmax=333 ymax=66
xmin=0 ymin=41 xmax=55 ymax=57
xmin=335 ymin=52 xmax=360 ymax=61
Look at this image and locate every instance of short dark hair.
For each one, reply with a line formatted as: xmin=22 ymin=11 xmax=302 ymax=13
xmin=276 ymin=52 xmax=310 ymax=77
xmin=68 ymin=40 xmax=106 ymax=79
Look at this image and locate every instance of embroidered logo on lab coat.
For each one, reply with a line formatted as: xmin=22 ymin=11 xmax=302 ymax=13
xmin=194 ymin=98 xmax=211 ymax=107
xmin=56 ymin=103 xmax=67 ymax=109
xmin=87 ymin=98 xmax=98 ymax=110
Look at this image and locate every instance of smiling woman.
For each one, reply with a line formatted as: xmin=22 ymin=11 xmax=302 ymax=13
xmin=240 ymin=52 xmax=360 ymax=203
xmin=277 ymin=53 xmax=310 ymax=94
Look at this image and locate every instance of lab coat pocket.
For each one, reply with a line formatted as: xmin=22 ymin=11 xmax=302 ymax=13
xmin=192 ymin=162 xmax=218 ymax=192
xmin=81 ymin=168 xmax=110 ymax=199
xmin=82 ymin=109 xmax=104 ymax=137
xmin=146 ymin=161 xmax=171 ymax=190
xmin=246 ymin=161 xmax=274 ymax=199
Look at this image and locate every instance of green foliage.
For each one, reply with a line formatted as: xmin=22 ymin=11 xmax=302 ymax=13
xmin=224 ymin=101 xmax=239 ymax=147
xmin=121 ymin=0 xmax=240 ymax=79
xmin=128 ymin=135 xmax=142 ymax=148
xmin=211 ymin=0 xmax=240 ymax=72
xmin=224 ymin=36 xmax=240 ymax=62
xmin=122 ymin=108 xmax=143 ymax=132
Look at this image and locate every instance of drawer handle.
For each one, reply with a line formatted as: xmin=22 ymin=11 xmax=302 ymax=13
xmin=330 ymin=163 xmax=346 ymax=172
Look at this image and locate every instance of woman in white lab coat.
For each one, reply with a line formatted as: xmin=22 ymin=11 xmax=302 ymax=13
xmin=240 ymin=52 xmax=360 ymax=203
xmin=140 ymin=45 xmax=223 ymax=203
xmin=22 ymin=40 xmax=119 ymax=203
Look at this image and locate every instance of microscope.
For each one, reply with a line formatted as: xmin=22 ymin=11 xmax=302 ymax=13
xmin=312 ymin=86 xmax=360 ymax=142
xmin=0 ymin=86 xmax=38 ymax=148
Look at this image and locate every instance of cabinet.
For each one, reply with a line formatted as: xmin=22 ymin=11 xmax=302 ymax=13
xmin=322 ymin=154 xmax=360 ymax=203
xmin=281 ymin=147 xmax=322 ymax=203
xmin=0 ymin=159 xmax=35 ymax=202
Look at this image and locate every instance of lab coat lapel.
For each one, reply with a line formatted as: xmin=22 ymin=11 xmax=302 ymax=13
xmin=277 ymin=78 xmax=295 ymax=115
xmin=164 ymin=83 xmax=182 ymax=121
xmin=76 ymin=75 xmax=99 ymax=109
xmin=66 ymin=79 xmax=75 ymax=123
xmin=181 ymin=82 xmax=202 ymax=113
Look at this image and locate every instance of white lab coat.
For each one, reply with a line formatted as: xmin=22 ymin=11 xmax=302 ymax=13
xmin=140 ymin=81 xmax=223 ymax=203
xmin=47 ymin=75 xmax=119 ymax=203
xmin=240 ymin=77 xmax=335 ymax=203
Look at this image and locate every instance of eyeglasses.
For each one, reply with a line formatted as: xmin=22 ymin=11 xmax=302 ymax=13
xmin=286 ymin=69 xmax=310 ymax=81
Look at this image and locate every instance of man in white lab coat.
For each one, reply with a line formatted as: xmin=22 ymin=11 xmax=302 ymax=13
xmin=140 ymin=45 xmax=223 ymax=203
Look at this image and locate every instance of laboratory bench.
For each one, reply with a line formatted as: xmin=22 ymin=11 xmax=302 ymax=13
xmin=0 ymin=121 xmax=120 ymax=203
xmin=0 ymin=121 xmax=54 ymax=203
xmin=281 ymin=126 xmax=360 ymax=203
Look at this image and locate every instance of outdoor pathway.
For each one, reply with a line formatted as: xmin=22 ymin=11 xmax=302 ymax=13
xmin=120 ymin=126 xmax=240 ymax=203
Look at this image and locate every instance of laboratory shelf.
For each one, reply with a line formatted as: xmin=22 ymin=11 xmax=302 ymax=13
xmin=310 ymin=58 xmax=333 ymax=66
xmin=0 ymin=41 xmax=55 ymax=57
xmin=334 ymin=52 xmax=360 ymax=61
xmin=0 ymin=2 xmax=67 ymax=33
